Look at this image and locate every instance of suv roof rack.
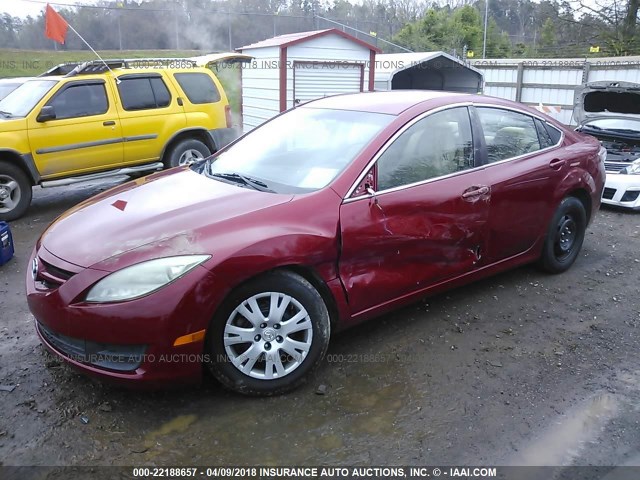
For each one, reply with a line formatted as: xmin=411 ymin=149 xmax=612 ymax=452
xmin=39 ymin=58 xmax=200 ymax=77
xmin=39 ymin=60 xmax=127 ymax=77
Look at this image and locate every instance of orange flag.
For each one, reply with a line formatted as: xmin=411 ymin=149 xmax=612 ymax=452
xmin=45 ymin=4 xmax=68 ymax=44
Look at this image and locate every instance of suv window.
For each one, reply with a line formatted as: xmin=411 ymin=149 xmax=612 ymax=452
xmin=47 ymin=83 xmax=108 ymax=119
xmin=377 ymin=107 xmax=474 ymax=191
xmin=174 ymin=73 xmax=221 ymax=104
xmin=477 ymin=107 xmax=541 ymax=162
xmin=118 ymin=77 xmax=171 ymax=111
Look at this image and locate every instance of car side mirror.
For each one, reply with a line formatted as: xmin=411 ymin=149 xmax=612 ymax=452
xmin=37 ymin=105 xmax=56 ymax=122
xmin=351 ymin=168 xmax=376 ymax=199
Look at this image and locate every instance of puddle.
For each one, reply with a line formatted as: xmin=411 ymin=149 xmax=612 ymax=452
xmin=142 ymin=414 xmax=198 ymax=458
xmin=511 ymin=393 xmax=619 ymax=466
xmin=131 ymin=361 xmax=415 ymax=464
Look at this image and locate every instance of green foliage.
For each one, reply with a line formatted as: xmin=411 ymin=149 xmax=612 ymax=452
xmin=450 ymin=5 xmax=483 ymax=52
xmin=394 ymin=5 xmax=486 ymax=54
xmin=540 ymin=18 xmax=556 ymax=50
xmin=486 ymin=19 xmax=512 ymax=57
xmin=0 ymin=0 xmax=637 ymax=58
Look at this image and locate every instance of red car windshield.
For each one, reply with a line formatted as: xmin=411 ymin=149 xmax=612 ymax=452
xmin=204 ymin=106 xmax=394 ymax=194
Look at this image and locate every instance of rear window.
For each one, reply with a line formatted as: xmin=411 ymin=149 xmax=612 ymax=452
xmin=118 ymin=77 xmax=171 ymax=111
xmin=173 ymin=72 xmax=221 ymax=104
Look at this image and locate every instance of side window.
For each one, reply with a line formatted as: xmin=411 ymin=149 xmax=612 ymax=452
xmin=150 ymin=77 xmax=171 ymax=107
xmin=477 ymin=108 xmax=541 ymax=163
xmin=47 ymin=83 xmax=108 ymax=119
xmin=377 ymin=107 xmax=474 ymax=191
xmin=545 ymin=123 xmax=562 ymax=145
xmin=173 ymin=73 xmax=221 ymax=104
xmin=535 ymin=118 xmax=554 ymax=148
xmin=117 ymin=77 xmax=171 ymax=111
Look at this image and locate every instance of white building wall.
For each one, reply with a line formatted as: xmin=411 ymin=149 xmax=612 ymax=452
xmin=241 ymin=34 xmax=372 ymax=132
xmin=240 ymin=46 xmax=281 ymax=132
xmin=286 ymin=35 xmax=371 ymax=110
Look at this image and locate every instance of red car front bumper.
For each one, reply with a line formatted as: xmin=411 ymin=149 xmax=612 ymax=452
xmin=26 ymin=247 xmax=224 ymax=388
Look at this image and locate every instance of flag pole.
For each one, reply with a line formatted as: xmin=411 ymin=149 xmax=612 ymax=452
xmin=66 ymin=23 xmax=120 ymax=83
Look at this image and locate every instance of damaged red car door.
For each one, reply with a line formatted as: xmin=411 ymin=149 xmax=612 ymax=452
xmin=338 ymin=106 xmax=491 ymax=318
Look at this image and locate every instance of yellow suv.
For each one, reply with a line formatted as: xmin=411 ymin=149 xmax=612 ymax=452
xmin=0 ymin=55 xmax=247 ymax=220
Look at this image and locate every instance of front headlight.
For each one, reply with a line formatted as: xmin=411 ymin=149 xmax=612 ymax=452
xmin=621 ymin=159 xmax=640 ymax=175
xmin=85 ymin=255 xmax=210 ymax=303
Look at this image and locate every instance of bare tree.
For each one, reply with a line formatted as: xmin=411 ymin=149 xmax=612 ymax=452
xmin=572 ymin=0 xmax=639 ymax=54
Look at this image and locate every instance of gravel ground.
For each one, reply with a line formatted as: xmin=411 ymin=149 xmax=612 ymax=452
xmin=0 ymin=180 xmax=639 ymax=472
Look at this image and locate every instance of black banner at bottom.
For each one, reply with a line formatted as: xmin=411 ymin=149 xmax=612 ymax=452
xmin=1 ymin=466 xmax=638 ymax=480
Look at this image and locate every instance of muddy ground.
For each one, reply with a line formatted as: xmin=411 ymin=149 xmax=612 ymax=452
xmin=1 ymin=179 xmax=639 ymax=472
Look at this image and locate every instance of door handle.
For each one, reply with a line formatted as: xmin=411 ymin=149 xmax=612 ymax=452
xmin=549 ymin=158 xmax=565 ymax=170
xmin=103 ymin=121 xmax=116 ymax=126
xmin=462 ymin=185 xmax=490 ymax=199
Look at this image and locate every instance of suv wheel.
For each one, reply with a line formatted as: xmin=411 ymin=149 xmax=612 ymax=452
xmin=166 ymin=139 xmax=211 ymax=168
xmin=0 ymin=162 xmax=32 ymax=221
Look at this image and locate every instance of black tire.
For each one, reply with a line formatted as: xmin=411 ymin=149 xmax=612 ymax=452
xmin=165 ymin=138 xmax=211 ymax=169
xmin=0 ymin=162 xmax=32 ymax=221
xmin=538 ymin=196 xmax=587 ymax=274
xmin=206 ymin=271 xmax=331 ymax=396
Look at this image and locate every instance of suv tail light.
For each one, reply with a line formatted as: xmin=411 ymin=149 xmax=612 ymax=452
xmin=225 ymin=105 xmax=232 ymax=128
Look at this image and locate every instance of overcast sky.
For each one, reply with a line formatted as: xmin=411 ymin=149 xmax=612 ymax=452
xmin=0 ymin=0 xmax=99 ymax=18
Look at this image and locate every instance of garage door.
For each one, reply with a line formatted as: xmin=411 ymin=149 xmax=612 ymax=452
xmin=293 ymin=62 xmax=363 ymax=107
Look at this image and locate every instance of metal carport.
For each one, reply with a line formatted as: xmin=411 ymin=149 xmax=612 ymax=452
xmin=375 ymin=52 xmax=483 ymax=94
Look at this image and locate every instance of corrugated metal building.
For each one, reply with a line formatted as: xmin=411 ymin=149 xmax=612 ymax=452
xmin=471 ymin=56 xmax=640 ymax=125
xmin=238 ymin=29 xmax=380 ymax=132
xmin=375 ymin=52 xmax=483 ymax=93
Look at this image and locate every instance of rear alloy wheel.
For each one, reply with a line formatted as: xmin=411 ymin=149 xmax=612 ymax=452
xmin=538 ymin=196 xmax=586 ymax=273
xmin=0 ymin=162 xmax=32 ymax=221
xmin=165 ymin=139 xmax=211 ymax=168
xmin=207 ymin=271 xmax=330 ymax=396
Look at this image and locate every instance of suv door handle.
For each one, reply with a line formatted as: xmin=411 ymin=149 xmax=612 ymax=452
xmin=462 ymin=185 xmax=490 ymax=199
xmin=549 ymin=158 xmax=565 ymax=170
xmin=103 ymin=121 xmax=116 ymax=126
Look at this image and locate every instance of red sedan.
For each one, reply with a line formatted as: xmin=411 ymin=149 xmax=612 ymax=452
xmin=27 ymin=91 xmax=605 ymax=395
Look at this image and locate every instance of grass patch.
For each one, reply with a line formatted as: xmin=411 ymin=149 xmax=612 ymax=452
xmin=0 ymin=49 xmax=200 ymax=77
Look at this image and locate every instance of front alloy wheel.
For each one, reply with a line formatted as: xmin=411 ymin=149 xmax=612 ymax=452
xmin=207 ymin=271 xmax=330 ymax=396
xmin=224 ymin=292 xmax=313 ymax=380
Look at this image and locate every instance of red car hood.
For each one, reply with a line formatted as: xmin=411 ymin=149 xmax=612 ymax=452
xmin=40 ymin=169 xmax=293 ymax=269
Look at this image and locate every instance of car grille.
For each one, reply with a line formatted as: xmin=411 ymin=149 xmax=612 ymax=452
xmin=36 ymin=257 xmax=76 ymax=289
xmin=38 ymin=322 xmax=146 ymax=372
xmin=602 ymin=187 xmax=616 ymax=200
xmin=604 ymin=162 xmax=627 ymax=173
